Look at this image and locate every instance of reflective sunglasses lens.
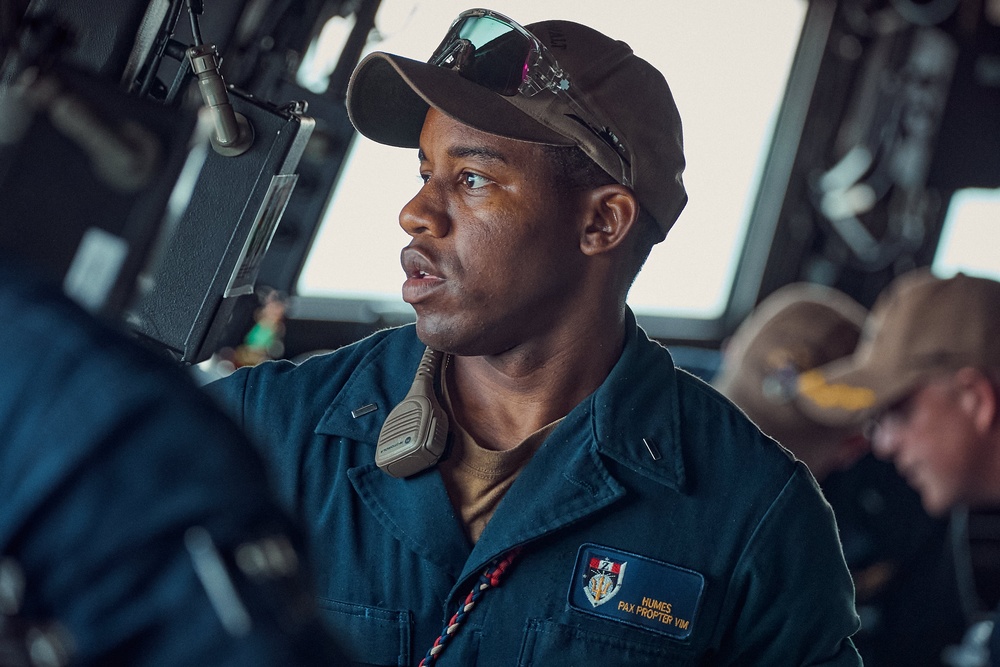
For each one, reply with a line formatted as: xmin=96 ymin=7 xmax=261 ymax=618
xmin=436 ymin=15 xmax=532 ymax=96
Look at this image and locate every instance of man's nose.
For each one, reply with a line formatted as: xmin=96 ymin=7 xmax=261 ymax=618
xmin=868 ymin=425 xmax=900 ymax=461
xmin=399 ymin=184 xmax=450 ymax=238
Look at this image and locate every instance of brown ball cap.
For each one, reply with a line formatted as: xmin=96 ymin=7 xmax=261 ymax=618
xmin=714 ymin=283 xmax=868 ymax=447
xmin=797 ymin=269 xmax=1000 ymax=426
xmin=346 ymin=18 xmax=687 ymax=240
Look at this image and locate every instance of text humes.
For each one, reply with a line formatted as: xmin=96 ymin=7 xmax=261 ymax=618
xmin=617 ymin=597 xmax=690 ymax=629
xmin=641 ymin=597 xmax=671 ymax=613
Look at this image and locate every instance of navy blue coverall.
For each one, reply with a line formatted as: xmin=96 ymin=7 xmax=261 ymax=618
xmin=209 ymin=313 xmax=863 ymax=666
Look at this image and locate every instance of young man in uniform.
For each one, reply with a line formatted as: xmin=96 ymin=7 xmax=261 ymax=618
xmin=209 ymin=10 xmax=862 ymax=665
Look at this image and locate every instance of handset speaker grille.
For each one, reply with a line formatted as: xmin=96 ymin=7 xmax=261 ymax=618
xmin=375 ymin=347 xmax=449 ymax=478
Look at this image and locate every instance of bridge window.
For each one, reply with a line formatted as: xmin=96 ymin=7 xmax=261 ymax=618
xmin=297 ymin=0 xmax=808 ymax=323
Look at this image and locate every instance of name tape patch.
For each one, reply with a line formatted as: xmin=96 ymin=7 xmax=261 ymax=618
xmin=567 ymin=543 xmax=704 ymax=640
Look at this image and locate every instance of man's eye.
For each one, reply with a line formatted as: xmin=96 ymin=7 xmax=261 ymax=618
xmin=419 ymin=173 xmax=430 ymax=184
xmin=462 ymin=172 xmax=490 ymax=189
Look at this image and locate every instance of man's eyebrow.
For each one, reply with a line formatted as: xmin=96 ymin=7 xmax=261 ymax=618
xmin=416 ymin=146 xmax=509 ymax=164
xmin=449 ymin=145 xmax=508 ymax=163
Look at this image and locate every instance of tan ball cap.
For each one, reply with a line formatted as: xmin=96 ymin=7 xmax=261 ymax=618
xmin=797 ymin=269 xmax=1000 ymax=426
xmin=714 ymin=283 xmax=868 ymax=446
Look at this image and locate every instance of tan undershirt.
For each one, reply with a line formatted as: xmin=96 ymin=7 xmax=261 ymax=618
xmin=438 ymin=357 xmax=561 ymax=544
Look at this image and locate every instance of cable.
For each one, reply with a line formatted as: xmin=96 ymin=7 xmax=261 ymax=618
xmin=186 ymin=0 xmax=203 ymax=46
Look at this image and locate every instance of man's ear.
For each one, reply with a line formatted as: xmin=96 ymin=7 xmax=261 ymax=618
xmin=579 ymin=185 xmax=639 ymax=256
xmin=954 ymin=366 xmax=997 ymax=434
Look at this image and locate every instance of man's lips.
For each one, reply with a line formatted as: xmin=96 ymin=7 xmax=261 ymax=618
xmin=401 ymin=247 xmax=442 ymax=279
xmin=401 ymin=247 xmax=446 ymax=303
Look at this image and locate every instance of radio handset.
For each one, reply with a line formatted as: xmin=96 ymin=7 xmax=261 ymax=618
xmin=375 ymin=347 xmax=449 ymax=478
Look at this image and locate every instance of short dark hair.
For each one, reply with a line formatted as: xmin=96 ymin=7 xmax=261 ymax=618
xmin=542 ymin=143 xmax=616 ymax=192
xmin=541 ymin=144 xmax=659 ymax=286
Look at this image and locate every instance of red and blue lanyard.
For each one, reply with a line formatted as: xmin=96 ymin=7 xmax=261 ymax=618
xmin=418 ymin=547 xmax=521 ymax=667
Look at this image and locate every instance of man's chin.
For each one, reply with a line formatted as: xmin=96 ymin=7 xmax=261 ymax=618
xmin=414 ymin=316 xmax=456 ymax=353
xmin=414 ymin=318 xmax=503 ymax=358
xmin=919 ymin=488 xmax=956 ymax=518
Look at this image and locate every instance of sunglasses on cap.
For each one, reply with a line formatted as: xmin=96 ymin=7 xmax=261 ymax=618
xmin=427 ymin=8 xmax=633 ymax=186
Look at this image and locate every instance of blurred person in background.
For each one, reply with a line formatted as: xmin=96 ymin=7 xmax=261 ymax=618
xmin=798 ymin=268 xmax=1000 ymax=666
xmin=713 ymin=283 xmax=870 ymax=481
xmin=716 ymin=282 xmax=967 ymax=666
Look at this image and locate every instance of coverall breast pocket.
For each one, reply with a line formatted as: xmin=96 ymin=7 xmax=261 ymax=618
xmin=317 ymin=597 xmax=410 ymax=667
xmin=518 ymin=618 xmax=694 ymax=667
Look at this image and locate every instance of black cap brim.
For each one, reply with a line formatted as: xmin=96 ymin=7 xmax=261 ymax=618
xmin=346 ymin=52 xmax=573 ymax=149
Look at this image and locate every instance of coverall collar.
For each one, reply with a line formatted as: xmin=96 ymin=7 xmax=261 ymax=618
xmin=313 ymin=309 xmax=687 ymax=580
